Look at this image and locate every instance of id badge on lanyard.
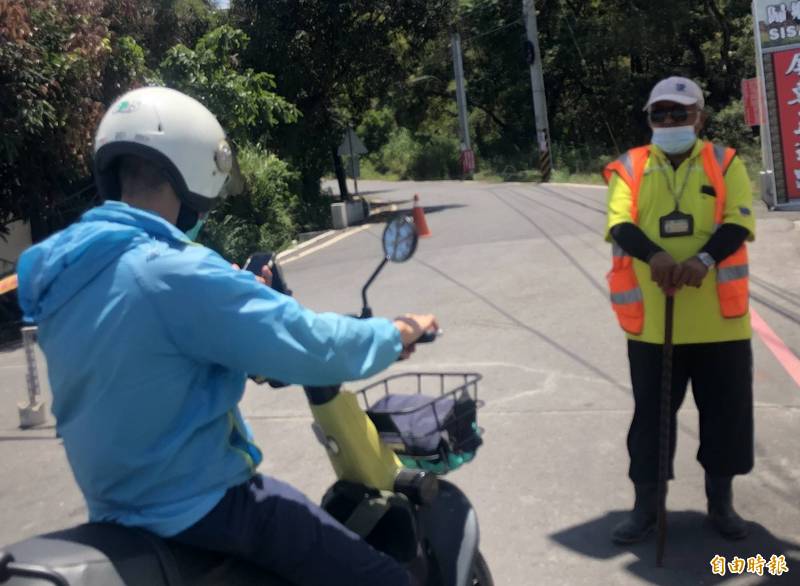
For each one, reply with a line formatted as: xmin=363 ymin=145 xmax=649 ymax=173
xmin=658 ymin=161 xmax=695 ymax=238
xmin=659 ymin=210 xmax=694 ymax=238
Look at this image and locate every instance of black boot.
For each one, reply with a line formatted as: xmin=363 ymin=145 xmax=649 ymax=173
xmin=706 ymin=473 xmax=749 ymax=540
xmin=612 ymin=483 xmax=659 ymax=544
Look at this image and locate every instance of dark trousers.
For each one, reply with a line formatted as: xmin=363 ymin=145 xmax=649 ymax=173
xmin=172 ymin=475 xmax=410 ymax=586
xmin=626 ymin=339 xmax=754 ymax=483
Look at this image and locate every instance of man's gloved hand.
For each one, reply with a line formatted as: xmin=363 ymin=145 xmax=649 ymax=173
xmin=673 ymin=257 xmax=709 ymax=289
xmin=648 ymin=251 xmax=679 ymax=295
xmin=393 ymin=314 xmax=439 ymax=359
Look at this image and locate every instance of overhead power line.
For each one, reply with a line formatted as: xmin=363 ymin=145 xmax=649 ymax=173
xmin=462 ymin=19 xmax=524 ymax=43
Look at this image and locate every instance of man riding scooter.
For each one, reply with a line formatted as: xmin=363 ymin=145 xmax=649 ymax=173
xmin=15 ymin=86 xmax=437 ymax=586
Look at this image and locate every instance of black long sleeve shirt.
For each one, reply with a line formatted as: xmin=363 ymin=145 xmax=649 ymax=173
xmin=610 ymin=222 xmax=750 ymax=264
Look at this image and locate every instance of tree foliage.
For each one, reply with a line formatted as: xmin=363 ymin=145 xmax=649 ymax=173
xmin=0 ymin=0 xmax=112 ymax=240
xmin=104 ymin=0 xmax=218 ymax=68
xmin=159 ymin=25 xmax=299 ymax=145
xmin=0 ymin=0 xmax=768 ymax=246
xmin=0 ymin=1 xmax=299 ymax=246
xmin=200 ymin=144 xmax=301 ymax=263
xmin=158 ymin=24 xmax=304 ymax=259
xmin=230 ymin=0 xmax=453 ymax=200
xmin=366 ymin=0 xmax=759 ymax=178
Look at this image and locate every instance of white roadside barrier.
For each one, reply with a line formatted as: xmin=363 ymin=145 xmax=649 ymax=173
xmin=18 ymin=325 xmax=46 ymax=429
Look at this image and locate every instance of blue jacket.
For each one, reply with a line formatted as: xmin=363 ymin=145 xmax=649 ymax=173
xmin=16 ymin=201 xmax=402 ymax=536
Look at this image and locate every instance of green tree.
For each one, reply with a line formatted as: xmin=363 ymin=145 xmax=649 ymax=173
xmin=159 ymin=25 xmax=299 ymax=145
xmin=230 ymin=0 xmax=453 ymax=204
xmin=0 ymin=0 xmax=112 ymax=241
xmin=384 ymin=0 xmax=758 ymax=177
xmin=104 ymin=0 xmax=218 ymax=69
xmin=0 ymin=1 xmax=165 ymax=241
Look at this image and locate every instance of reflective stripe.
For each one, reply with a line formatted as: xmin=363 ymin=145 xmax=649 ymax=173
xmin=713 ymin=144 xmax=726 ymax=168
xmin=717 ymin=264 xmax=749 ymax=283
xmin=619 ymin=152 xmax=633 ymax=178
xmin=610 ymin=288 xmax=643 ymax=304
xmin=713 ymin=143 xmax=734 ymax=175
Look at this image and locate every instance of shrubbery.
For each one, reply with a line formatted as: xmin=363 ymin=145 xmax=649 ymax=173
xmin=363 ymin=127 xmax=462 ymax=181
xmin=200 ymin=144 xmax=301 ymax=264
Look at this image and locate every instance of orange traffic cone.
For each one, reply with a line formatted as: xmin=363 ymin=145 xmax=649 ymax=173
xmin=412 ymin=194 xmax=431 ymax=238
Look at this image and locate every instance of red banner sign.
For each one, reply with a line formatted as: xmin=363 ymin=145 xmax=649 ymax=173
xmin=741 ymin=78 xmax=762 ymax=127
xmin=772 ymin=48 xmax=800 ymax=199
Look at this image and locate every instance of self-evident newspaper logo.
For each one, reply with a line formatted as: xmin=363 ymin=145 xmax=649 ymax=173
xmin=761 ymin=2 xmax=800 ymax=45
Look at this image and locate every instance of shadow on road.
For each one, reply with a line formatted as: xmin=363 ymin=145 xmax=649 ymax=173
xmin=354 ymin=189 xmax=392 ymax=197
xmin=0 ymin=434 xmax=59 ymax=442
xmin=551 ymin=510 xmax=799 ymax=584
xmin=0 ymin=424 xmax=58 ymax=442
xmin=364 ymin=204 xmax=467 ymax=225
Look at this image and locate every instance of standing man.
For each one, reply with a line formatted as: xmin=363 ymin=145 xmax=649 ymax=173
xmin=604 ymin=77 xmax=755 ymax=544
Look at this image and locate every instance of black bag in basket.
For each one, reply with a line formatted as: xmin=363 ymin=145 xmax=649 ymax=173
xmin=367 ymin=392 xmax=481 ymax=458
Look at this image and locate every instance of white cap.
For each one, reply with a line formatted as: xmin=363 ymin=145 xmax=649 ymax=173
xmin=643 ymin=77 xmax=705 ymax=111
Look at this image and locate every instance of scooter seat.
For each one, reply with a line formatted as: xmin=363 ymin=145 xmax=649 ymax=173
xmin=1 ymin=523 xmax=289 ymax=586
xmin=2 ymin=523 xmax=178 ymax=586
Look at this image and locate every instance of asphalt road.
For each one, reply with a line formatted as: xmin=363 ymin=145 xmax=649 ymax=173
xmin=1 ymin=179 xmax=799 ymax=585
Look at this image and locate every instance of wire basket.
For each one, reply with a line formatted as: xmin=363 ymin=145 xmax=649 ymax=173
xmin=356 ymin=372 xmax=483 ymax=474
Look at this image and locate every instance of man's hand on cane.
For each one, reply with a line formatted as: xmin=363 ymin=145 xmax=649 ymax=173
xmin=648 ymin=251 xmax=679 ymax=295
xmin=650 ymin=252 xmax=710 ymax=294
xmin=673 ymin=257 xmax=709 ymax=289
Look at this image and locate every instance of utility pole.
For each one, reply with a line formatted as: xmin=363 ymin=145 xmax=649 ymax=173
xmin=523 ymin=0 xmax=553 ymax=182
xmin=451 ymin=31 xmax=473 ymax=176
xmin=347 ymin=127 xmax=359 ymax=196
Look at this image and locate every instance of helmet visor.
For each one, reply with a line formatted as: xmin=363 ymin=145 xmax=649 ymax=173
xmin=221 ymin=144 xmax=244 ymax=198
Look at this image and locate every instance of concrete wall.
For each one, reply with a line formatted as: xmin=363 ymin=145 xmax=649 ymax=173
xmin=0 ymin=221 xmax=32 ymax=269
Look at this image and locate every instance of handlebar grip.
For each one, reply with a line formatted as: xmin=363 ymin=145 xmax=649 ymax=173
xmin=416 ymin=329 xmax=442 ymax=344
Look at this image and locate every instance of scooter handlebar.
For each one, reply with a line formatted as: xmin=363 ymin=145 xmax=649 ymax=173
xmin=416 ymin=328 xmax=442 ymax=344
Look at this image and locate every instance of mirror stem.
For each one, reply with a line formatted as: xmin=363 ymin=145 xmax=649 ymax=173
xmin=360 ymin=257 xmax=389 ymax=319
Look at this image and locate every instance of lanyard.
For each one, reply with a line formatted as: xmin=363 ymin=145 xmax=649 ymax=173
xmin=657 ymin=157 xmax=695 ymax=212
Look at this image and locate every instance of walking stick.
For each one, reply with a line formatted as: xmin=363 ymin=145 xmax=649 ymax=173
xmin=656 ymin=294 xmax=675 ymax=567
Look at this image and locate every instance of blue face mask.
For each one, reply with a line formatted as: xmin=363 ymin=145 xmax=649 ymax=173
xmin=651 ymin=125 xmax=697 ymax=155
xmin=184 ymin=218 xmax=206 ymax=241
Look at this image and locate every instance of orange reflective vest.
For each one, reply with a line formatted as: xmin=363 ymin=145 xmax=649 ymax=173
xmin=602 ymin=142 xmax=749 ymax=335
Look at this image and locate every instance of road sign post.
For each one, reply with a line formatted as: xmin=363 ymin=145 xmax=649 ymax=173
xmin=338 ymin=128 xmax=368 ymax=197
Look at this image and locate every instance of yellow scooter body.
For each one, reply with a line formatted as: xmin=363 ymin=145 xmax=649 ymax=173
xmin=309 ymin=390 xmax=401 ymax=491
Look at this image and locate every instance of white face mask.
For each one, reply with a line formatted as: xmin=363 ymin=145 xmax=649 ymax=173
xmin=651 ymin=125 xmax=697 ymax=155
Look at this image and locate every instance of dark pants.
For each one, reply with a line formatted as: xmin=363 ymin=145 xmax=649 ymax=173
xmin=172 ymin=475 xmax=410 ymax=586
xmin=626 ymin=339 xmax=754 ymax=483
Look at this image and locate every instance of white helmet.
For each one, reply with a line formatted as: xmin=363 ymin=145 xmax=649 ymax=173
xmin=93 ymin=87 xmax=237 ymax=215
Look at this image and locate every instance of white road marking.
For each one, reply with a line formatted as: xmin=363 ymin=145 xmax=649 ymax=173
xmin=275 ymin=230 xmax=336 ymax=261
xmin=551 ymin=182 xmax=606 ymax=190
xmin=280 ymin=225 xmax=372 ymax=265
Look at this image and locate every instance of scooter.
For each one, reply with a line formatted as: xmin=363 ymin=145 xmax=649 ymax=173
xmin=0 ymin=216 xmax=493 ymax=586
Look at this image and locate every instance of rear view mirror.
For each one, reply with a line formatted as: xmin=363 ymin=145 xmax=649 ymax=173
xmin=382 ymin=216 xmax=418 ymax=263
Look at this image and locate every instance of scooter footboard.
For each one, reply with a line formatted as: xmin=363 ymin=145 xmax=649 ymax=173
xmin=416 ymin=480 xmax=479 ymax=586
